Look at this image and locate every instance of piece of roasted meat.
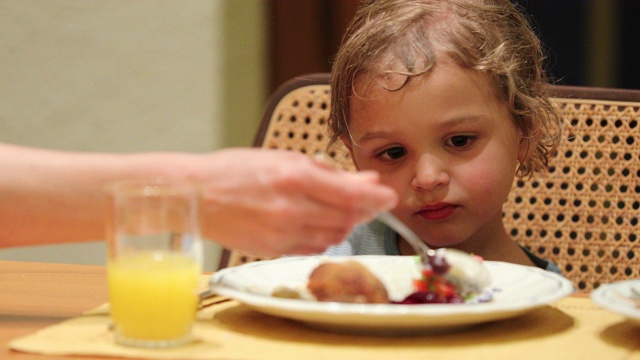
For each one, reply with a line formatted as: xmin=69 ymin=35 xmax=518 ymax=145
xmin=306 ymin=260 xmax=389 ymax=304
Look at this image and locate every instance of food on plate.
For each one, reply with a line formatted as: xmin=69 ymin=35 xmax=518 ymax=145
xmin=395 ymin=250 xmax=492 ymax=304
xmin=271 ymin=253 xmax=492 ymax=305
xmin=271 ymin=286 xmax=305 ymax=300
xmin=307 ymin=260 xmax=389 ymax=304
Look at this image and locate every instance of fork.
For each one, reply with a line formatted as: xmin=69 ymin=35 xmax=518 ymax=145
xmin=376 ymin=211 xmax=437 ymax=260
xmin=375 ymin=211 xmax=491 ymax=291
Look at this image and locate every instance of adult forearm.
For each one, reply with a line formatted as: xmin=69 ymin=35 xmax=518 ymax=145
xmin=0 ymin=144 xmax=192 ymax=247
xmin=0 ymin=145 xmax=398 ymax=255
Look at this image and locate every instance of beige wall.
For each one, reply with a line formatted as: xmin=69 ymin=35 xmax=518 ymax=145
xmin=0 ymin=0 xmax=268 ymax=270
xmin=220 ymin=0 xmax=267 ymax=147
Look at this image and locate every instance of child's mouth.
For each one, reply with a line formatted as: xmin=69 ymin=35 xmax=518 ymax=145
xmin=416 ymin=204 xmax=457 ymax=221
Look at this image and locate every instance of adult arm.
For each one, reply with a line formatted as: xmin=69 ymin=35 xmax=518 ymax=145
xmin=0 ymin=144 xmax=397 ymax=255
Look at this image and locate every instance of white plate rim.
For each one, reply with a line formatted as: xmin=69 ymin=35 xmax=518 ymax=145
xmin=590 ymin=279 xmax=640 ymax=322
xmin=209 ymin=256 xmax=574 ymax=332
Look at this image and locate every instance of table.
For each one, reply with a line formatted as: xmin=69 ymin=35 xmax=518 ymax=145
xmin=0 ymin=261 xmax=107 ymax=360
xmin=1 ymin=260 xmax=639 ymax=360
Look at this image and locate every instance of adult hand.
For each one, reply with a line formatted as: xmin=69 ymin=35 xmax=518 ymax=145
xmin=198 ymin=148 xmax=397 ymax=256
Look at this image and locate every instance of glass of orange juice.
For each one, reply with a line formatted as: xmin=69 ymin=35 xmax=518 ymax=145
xmin=105 ymin=179 xmax=203 ymax=348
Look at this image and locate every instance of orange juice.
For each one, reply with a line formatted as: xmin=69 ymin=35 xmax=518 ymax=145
xmin=107 ymin=251 xmax=200 ymax=345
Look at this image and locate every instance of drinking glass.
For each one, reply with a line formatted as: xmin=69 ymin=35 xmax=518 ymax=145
xmin=105 ymin=179 xmax=203 ymax=348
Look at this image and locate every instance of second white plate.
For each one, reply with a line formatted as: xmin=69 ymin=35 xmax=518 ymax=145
xmin=591 ymin=279 xmax=640 ymax=325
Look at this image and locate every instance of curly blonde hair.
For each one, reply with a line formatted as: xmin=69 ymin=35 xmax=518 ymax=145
xmin=329 ymin=0 xmax=562 ymax=176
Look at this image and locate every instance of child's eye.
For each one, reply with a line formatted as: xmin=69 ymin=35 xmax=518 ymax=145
xmin=447 ymin=135 xmax=475 ymax=148
xmin=376 ymin=146 xmax=407 ymax=160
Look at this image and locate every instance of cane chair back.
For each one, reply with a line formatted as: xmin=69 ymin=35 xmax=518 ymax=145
xmin=217 ymin=74 xmax=355 ymax=269
xmin=219 ymin=73 xmax=640 ymax=293
xmin=507 ymin=86 xmax=640 ymax=291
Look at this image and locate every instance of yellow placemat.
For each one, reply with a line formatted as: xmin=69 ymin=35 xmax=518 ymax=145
xmin=10 ymin=295 xmax=640 ymax=360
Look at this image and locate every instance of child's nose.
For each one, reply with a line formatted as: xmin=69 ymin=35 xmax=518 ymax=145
xmin=411 ymin=155 xmax=450 ymax=191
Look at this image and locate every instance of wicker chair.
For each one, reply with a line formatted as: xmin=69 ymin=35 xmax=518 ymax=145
xmin=219 ymin=73 xmax=640 ymax=293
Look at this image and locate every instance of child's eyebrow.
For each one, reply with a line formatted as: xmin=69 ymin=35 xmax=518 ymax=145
xmin=444 ymin=114 xmax=486 ymax=126
xmin=358 ymin=130 xmax=396 ymax=144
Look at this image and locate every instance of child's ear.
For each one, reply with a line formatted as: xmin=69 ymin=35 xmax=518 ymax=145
xmin=340 ymin=134 xmax=360 ymax=169
xmin=340 ymin=134 xmax=352 ymax=151
xmin=517 ymin=129 xmax=542 ymax=163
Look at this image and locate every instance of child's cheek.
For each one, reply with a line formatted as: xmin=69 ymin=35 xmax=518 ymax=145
xmin=461 ymin=162 xmax=515 ymax=206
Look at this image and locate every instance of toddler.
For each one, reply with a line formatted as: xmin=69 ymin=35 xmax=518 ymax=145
xmin=325 ymin=0 xmax=563 ymax=273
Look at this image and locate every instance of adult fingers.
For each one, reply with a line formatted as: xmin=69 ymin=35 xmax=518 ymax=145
xmin=300 ymin=166 xmax=397 ymax=211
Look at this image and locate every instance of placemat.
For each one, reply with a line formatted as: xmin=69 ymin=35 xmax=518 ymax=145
xmin=10 ymin=291 xmax=640 ymax=359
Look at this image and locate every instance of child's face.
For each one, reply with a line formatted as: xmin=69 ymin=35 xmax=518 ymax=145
xmin=345 ymin=58 xmax=527 ymax=252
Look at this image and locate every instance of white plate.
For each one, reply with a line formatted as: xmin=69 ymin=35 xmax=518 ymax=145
xmin=591 ymin=280 xmax=640 ymax=325
xmin=209 ymin=255 xmax=574 ymax=334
